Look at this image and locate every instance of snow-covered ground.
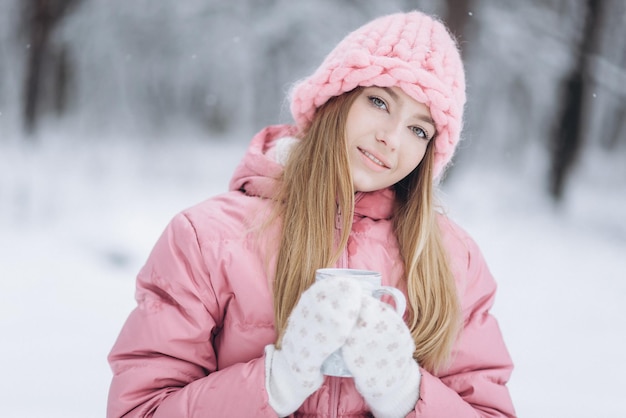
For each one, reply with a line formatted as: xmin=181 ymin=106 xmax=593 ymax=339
xmin=1 ymin=130 xmax=624 ymax=417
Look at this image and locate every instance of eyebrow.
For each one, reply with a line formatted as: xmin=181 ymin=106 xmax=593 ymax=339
xmin=380 ymin=87 xmax=436 ymax=126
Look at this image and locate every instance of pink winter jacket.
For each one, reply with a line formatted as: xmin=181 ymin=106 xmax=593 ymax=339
xmin=107 ymin=125 xmax=516 ymax=417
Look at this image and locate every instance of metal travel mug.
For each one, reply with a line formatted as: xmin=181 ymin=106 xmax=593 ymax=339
xmin=315 ymin=268 xmax=407 ymax=377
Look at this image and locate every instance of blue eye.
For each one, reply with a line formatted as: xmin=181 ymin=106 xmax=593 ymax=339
xmin=410 ymin=126 xmax=429 ymax=140
xmin=368 ymin=96 xmax=387 ymax=110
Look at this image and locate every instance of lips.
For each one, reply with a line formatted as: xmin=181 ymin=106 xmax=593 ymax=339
xmin=358 ymin=147 xmax=390 ymax=169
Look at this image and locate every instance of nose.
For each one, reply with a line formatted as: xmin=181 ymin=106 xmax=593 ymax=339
xmin=375 ymin=121 xmax=401 ymax=151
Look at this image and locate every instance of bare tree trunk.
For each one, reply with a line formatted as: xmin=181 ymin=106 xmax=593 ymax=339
xmin=21 ymin=0 xmax=81 ymax=137
xmin=592 ymin=0 xmax=626 ymax=150
xmin=437 ymin=0 xmax=473 ymax=182
xmin=53 ymin=45 xmax=70 ymax=116
xmin=550 ymin=70 xmax=584 ymax=200
xmin=444 ymin=0 xmax=472 ymax=56
xmin=23 ymin=0 xmax=50 ymax=135
xmin=549 ymin=0 xmax=603 ymax=201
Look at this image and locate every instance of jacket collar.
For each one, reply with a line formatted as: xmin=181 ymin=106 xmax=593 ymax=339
xmin=229 ymin=124 xmax=395 ymax=221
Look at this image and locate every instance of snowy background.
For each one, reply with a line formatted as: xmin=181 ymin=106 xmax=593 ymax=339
xmin=1 ymin=1 xmax=625 ymax=417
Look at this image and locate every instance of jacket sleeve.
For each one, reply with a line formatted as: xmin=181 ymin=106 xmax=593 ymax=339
xmin=409 ymin=232 xmax=516 ymax=417
xmin=106 ymin=213 xmax=277 ymax=418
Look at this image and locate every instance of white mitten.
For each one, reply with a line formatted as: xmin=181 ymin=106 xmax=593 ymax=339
xmin=342 ymin=295 xmax=421 ymax=418
xmin=265 ymin=277 xmax=362 ymax=416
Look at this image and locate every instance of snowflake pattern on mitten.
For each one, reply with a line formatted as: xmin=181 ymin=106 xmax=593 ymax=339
xmin=280 ymin=277 xmax=363 ymax=387
xmin=342 ymin=294 xmax=420 ymax=415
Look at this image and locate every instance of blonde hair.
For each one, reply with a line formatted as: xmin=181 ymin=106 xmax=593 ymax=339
xmin=272 ymin=88 xmax=460 ymax=373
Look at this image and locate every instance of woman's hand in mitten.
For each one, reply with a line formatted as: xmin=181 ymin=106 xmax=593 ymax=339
xmin=264 ymin=277 xmax=362 ymax=417
xmin=342 ymin=295 xmax=421 ymax=418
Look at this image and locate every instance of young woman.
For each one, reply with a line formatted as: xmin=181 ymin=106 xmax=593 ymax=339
xmin=107 ymin=11 xmax=516 ymax=418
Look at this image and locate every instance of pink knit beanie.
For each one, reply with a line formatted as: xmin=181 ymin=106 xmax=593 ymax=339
xmin=290 ymin=11 xmax=466 ymax=179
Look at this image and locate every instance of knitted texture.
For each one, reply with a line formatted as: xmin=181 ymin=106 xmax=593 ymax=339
xmin=265 ymin=277 xmax=363 ymax=416
xmin=290 ymin=11 xmax=466 ymax=179
xmin=343 ymin=295 xmax=421 ymax=418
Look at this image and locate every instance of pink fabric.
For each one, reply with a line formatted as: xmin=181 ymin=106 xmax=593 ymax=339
xmin=107 ymin=125 xmax=515 ymax=417
xmin=290 ymin=11 xmax=466 ymax=179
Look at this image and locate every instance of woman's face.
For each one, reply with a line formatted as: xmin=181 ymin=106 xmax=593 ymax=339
xmin=345 ymin=86 xmax=435 ymax=193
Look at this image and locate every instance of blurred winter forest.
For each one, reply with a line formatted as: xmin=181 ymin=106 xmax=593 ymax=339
xmin=1 ymin=0 xmax=624 ymax=200
xmin=1 ymin=2 xmax=626 ymax=416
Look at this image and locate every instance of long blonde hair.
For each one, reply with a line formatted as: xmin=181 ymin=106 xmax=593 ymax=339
xmin=272 ymin=88 xmax=460 ymax=373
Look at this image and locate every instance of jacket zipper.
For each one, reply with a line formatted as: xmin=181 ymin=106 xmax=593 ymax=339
xmin=330 ymin=206 xmax=349 ymax=418
xmin=329 ymin=377 xmax=340 ymax=418
xmin=335 ymin=205 xmax=349 ymax=269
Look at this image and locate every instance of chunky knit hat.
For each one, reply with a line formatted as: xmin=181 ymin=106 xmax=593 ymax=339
xmin=290 ymin=11 xmax=466 ymax=179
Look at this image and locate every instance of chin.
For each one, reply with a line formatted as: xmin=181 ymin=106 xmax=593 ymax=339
xmin=354 ymin=183 xmax=383 ymax=193
xmin=352 ymin=172 xmax=391 ymax=193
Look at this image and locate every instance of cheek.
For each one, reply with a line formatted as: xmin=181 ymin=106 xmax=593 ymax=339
xmin=344 ymin=118 xmax=361 ymax=148
xmin=400 ymin=142 xmax=428 ymax=173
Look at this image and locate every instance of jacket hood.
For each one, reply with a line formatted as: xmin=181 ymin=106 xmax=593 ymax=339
xmin=229 ymin=124 xmax=298 ymax=199
xmin=229 ymin=124 xmax=395 ymax=221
